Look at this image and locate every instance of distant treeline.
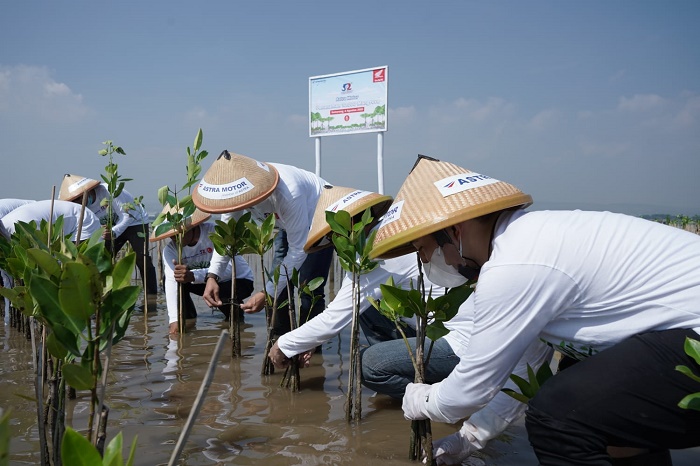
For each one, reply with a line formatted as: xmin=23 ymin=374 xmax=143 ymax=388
xmin=641 ymin=214 xmax=700 ymax=233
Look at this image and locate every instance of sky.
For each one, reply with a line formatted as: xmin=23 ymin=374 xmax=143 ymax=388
xmin=1 ymin=1 xmax=699 ymax=216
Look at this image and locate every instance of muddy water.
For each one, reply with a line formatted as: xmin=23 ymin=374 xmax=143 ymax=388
xmin=2 ymin=271 xmax=700 ymax=465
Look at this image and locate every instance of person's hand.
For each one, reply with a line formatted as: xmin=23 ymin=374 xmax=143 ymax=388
xmin=203 ymin=277 xmax=222 ymax=307
xmin=169 ymin=322 xmax=179 ymax=336
xmin=432 ymin=422 xmax=479 ymax=465
xmin=173 ymin=261 xmax=194 ymax=283
xmin=299 ymin=348 xmax=315 ymax=367
xmin=102 ymin=228 xmax=112 ymax=241
xmin=269 ymin=341 xmax=291 ymax=369
xmin=240 ymin=291 xmax=266 ymax=313
xmin=402 ymin=382 xmax=432 ymax=420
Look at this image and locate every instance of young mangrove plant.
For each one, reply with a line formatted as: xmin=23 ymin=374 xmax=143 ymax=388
xmin=97 ymin=141 xmax=129 ymax=260
xmin=0 ymin=218 xmax=140 ymax=462
xmin=278 ymin=268 xmax=324 ymax=391
xmin=370 ymin=267 xmax=472 ymax=464
xmin=209 ymin=211 xmax=253 ymax=357
xmin=235 ymin=213 xmax=278 ymax=375
xmin=153 ymin=129 xmax=208 ymax=334
xmin=325 ymin=208 xmax=379 ymax=422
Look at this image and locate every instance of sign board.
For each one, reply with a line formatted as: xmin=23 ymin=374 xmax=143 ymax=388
xmin=309 ymin=66 xmax=388 ymax=137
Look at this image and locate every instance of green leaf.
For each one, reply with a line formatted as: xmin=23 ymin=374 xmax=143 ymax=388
xmin=193 ymin=128 xmax=203 ymax=152
xmin=102 ymin=286 xmax=140 ymax=324
xmin=306 ymin=276 xmax=324 ymax=292
xmin=59 ymin=262 xmax=96 ymax=321
xmin=26 ymin=248 xmax=61 ymax=278
xmin=676 ymin=365 xmax=700 ymax=384
xmin=62 ymin=364 xmax=94 ymax=391
xmin=50 ymin=324 xmax=82 ymax=357
xmin=125 ymin=435 xmax=138 ymax=466
xmin=157 ymin=186 xmax=169 ymax=206
xmin=29 ymin=276 xmax=63 ymax=322
xmin=425 ymin=321 xmax=450 ymax=341
xmin=102 ymin=432 xmax=123 ymax=466
xmin=45 ymin=332 xmax=69 ymax=360
xmin=61 ymin=427 xmax=102 ymax=466
xmin=678 ymin=393 xmax=700 ymax=411
xmin=501 ymin=388 xmax=530 ymax=404
xmin=112 ymin=252 xmax=136 ymax=290
xmin=684 ymin=337 xmax=700 ymax=366
xmin=154 ymin=222 xmax=174 ymax=239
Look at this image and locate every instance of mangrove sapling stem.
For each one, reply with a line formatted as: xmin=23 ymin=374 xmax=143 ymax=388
xmin=280 ymin=269 xmax=300 ymax=391
xmin=93 ymin=322 xmax=115 ymax=449
xmin=230 ymin=259 xmax=240 ymax=357
xmin=346 ymin=279 xmax=362 ymax=422
xmin=168 ymin=330 xmax=229 ymax=466
xmin=30 ymin=319 xmax=49 ymax=466
xmin=261 ymin=259 xmax=279 ymax=376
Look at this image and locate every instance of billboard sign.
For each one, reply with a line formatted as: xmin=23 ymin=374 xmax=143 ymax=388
xmin=309 ymin=66 xmax=388 ymax=137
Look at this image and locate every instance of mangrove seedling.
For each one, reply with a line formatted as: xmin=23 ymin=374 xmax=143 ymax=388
xmin=370 ymin=268 xmax=473 ymax=464
xmin=325 ymin=207 xmax=379 ymax=422
xmin=153 ymin=129 xmax=208 ymax=334
xmin=209 ymin=211 xmax=254 ymax=357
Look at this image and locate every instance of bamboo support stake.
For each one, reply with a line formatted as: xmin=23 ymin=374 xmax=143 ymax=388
xmin=168 ymin=330 xmax=229 ymax=466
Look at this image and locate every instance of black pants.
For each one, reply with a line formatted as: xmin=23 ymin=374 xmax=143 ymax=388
xmin=271 ymin=243 xmax=334 ymax=337
xmin=526 ymin=328 xmax=700 ymax=465
xmin=108 ymin=224 xmax=158 ymax=294
xmin=181 ymin=279 xmax=254 ymax=320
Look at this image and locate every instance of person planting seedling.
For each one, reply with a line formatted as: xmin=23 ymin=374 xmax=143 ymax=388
xmin=368 ymin=154 xmax=700 ymax=466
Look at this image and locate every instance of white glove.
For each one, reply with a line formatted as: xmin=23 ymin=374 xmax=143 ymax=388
xmin=432 ymin=422 xmax=479 ymax=465
xmin=402 ymin=382 xmax=433 ymax=420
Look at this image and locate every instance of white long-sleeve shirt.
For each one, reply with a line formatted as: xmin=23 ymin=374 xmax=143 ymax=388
xmin=87 ymin=183 xmax=149 ymax=238
xmin=162 ymin=222 xmax=254 ymax=324
xmin=208 ymin=163 xmax=327 ymax=297
xmin=276 ymin=253 xmax=446 ymax=356
xmin=0 ymin=199 xmax=35 ymax=219
xmin=0 ymin=199 xmax=101 ymax=242
xmin=422 ymin=210 xmax=700 ymax=425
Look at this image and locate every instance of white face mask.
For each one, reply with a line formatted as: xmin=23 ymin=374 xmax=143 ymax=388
xmin=424 ymin=246 xmax=468 ymax=288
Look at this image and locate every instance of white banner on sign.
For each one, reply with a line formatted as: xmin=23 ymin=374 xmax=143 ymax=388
xmin=309 ymin=66 xmax=388 ymax=137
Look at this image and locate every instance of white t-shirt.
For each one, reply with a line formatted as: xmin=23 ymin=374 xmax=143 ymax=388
xmin=87 ymin=184 xmax=149 ymax=238
xmin=162 ymin=222 xmax=254 ymax=324
xmin=426 ymin=209 xmax=700 ymax=424
xmin=0 ymin=199 xmax=101 ymax=242
xmin=208 ymin=163 xmax=328 ymax=297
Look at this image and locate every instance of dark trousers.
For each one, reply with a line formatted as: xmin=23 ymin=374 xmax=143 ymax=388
xmin=108 ymin=224 xmax=158 ymax=294
xmin=181 ymin=279 xmax=254 ymax=320
xmin=526 ymin=328 xmax=700 ymax=465
xmin=270 ymin=230 xmax=334 ymax=336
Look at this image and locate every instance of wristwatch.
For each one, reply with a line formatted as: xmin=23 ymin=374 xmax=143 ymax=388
xmin=205 ymin=273 xmax=219 ymax=283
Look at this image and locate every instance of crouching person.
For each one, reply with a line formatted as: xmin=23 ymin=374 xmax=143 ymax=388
xmin=151 ymin=206 xmax=254 ymax=335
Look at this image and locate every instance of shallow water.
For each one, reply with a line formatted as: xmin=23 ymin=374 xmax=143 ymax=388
xmin=2 ymin=286 xmax=700 ymax=465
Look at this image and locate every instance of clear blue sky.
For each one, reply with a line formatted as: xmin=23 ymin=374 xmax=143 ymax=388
xmin=2 ymin=1 xmax=699 ymax=215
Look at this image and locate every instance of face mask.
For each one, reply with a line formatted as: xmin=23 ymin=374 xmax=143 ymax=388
xmin=424 ymin=246 xmax=468 ymax=288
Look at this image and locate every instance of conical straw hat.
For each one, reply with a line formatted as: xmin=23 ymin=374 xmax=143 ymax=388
xmin=58 ymin=174 xmax=100 ymax=202
xmin=370 ymin=155 xmax=532 ymax=259
xmin=304 ymin=185 xmax=394 ymax=253
xmin=149 ymin=205 xmax=212 ymax=242
xmin=192 ymin=150 xmax=279 ymax=214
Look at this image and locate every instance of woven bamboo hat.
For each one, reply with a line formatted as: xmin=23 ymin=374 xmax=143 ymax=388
xmin=149 ymin=205 xmax=211 ymax=242
xmin=304 ymin=185 xmax=394 ymax=253
xmin=58 ymin=174 xmax=100 ymax=202
xmin=370 ymin=155 xmax=532 ymax=259
xmin=192 ymin=150 xmax=279 ymax=214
